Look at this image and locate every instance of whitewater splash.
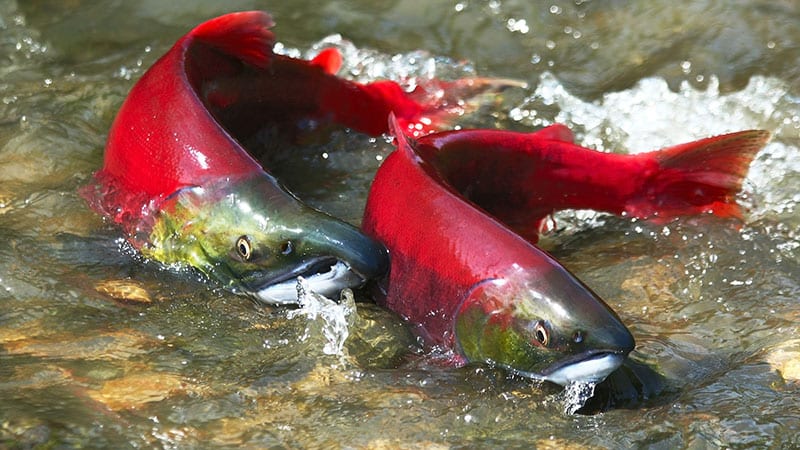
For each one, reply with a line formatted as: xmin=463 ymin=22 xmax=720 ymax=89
xmin=561 ymin=381 xmax=598 ymax=415
xmin=287 ymin=277 xmax=357 ymax=356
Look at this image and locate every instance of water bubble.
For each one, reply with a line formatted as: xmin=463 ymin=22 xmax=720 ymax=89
xmin=506 ymin=18 xmax=529 ymax=34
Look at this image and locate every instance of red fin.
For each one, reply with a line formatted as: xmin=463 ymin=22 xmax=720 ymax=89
xmin=310 ymin=48 xmax=343 ymax=74
xmin=630 ymin=130 xmax=770 ymax=219
xmin=190 ymin=11 xmax=275 ymax=69
xmin=388 ymin=113 xmax=419 ymax=160
xmin=531 ymin=124 xmax=575 ymax=143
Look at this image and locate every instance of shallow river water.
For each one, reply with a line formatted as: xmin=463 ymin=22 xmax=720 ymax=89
xmin=1 ymin=1 xmax=799 ymax=448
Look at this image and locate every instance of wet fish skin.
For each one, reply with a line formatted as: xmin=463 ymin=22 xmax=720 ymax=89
xmin=412 ymin=124 xmax=770 ymax=243
xmin=83 ymin=11 xmax=496 ymax=303
xmin=362 ymin=116 xmax=767 ymax=384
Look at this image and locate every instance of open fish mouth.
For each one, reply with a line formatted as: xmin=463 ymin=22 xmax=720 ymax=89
xmin=251 ymin=257 xmax=364 ymax=305
xmin=511 ymin=350 xmax=627 ymax=386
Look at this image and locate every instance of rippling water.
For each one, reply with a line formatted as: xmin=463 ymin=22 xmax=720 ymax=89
xmin=1 ymin=1 xmax=799 ymax=448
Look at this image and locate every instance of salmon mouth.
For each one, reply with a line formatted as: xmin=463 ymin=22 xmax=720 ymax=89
xmin=510 ymin=350 xmax=628 ymax=386
xmin=250 ymin=257 xmax=364 ymax=304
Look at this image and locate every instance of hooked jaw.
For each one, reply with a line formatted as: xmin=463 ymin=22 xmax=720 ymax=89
xmin=515 ymin=349 xmax=628 ymax=386
xmin=249 ymin=220 xmax=390 ymax=304
xmin=454 ymin=265 xmax=635 ymax=386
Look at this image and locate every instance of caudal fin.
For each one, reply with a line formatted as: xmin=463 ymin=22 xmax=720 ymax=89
xmin=191 ymin=11 xmax=275 ymax=69
xmin=628 ymin=130 xmax=770 ymax=219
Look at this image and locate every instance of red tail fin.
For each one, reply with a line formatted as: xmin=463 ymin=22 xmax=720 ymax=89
xmin=628 ymin=130 xmax=770 ymax=219
xmin=191 ymin=11 xmax=275 ymax=69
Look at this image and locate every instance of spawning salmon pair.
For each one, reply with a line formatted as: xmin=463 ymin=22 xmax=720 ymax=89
xmin=83 ymin=11 xmax=769 ymax=386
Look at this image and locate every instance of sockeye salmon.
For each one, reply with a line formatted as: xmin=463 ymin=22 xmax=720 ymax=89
xmin=83 ymin=11 xmax=507 ymax=304
xmin=83 ymin=10 xmax=770 ymax=387
xmin=362 ymin=116 xmax=768 ymax=385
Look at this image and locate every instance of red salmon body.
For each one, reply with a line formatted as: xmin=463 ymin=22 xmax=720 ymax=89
xmin=412 ymin=125 xmax=769 ymax=242
xmin=362 ymin=116 xmax=767 ymax=383
xmin=86 ymin=11 xmax=509 ymax=233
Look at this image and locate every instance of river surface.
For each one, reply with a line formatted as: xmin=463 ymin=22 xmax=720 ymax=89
xmin=1 ymin=1 xmax=799 ymax=448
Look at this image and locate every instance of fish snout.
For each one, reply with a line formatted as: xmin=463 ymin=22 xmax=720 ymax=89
xmin=303 ymin=216 xmax=390 ymax=282
xmin=252 ymin=214 xmax=389 ymax=304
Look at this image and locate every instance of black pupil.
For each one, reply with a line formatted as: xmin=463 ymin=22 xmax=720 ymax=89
xmin=238 ymin=238 xmax=250 ymax=258
xmin=281 ymin=241 xmax=292 ymax=255
xmin=536 ymin=328 xmax=547 ymax=344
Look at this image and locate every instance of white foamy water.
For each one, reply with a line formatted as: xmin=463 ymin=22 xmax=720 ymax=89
xmin=287 ymin=277 xmax=357 ymax=356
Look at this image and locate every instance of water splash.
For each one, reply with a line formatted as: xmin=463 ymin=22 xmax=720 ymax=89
xmin=287 ymin=277 xmax=357 ymax=356
xmin=277 ymin=34 xmax=479 ymax=87
xmin=561 ymin=381 xmax=597 ymax=415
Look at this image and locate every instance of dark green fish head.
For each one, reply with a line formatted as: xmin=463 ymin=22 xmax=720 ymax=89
xmin=142 ymin=174 xmax=389 ymax=304
xmin=455 ymin=264 xmax=635 ymax=386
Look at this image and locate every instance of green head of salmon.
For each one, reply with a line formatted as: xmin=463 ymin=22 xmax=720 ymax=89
xmin=455 ymin=265 xmax=635 ymax=386
xmin=142 ymin=174 xmax=389 ymax=304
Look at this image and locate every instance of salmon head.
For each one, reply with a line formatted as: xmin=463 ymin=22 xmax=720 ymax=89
xmin=454 ymin=263 xmax=635 ymax=385
xmin=139 ymin=173 xmax=388 ymax=304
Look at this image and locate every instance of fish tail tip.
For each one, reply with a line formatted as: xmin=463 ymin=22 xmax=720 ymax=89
xmin=631 ymin=129 xmax=771 ymax=220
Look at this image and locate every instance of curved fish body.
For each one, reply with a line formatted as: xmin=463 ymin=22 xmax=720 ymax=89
xmin=84 ymin=11 xmax=505 ymax=304
xmin=413 ymin=124 xmax=769 ymax=243
xmin=363 ymin=117 xmax=767 ymax=385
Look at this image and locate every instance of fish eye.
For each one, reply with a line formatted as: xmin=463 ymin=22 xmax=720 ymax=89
xmin=533 ymin=320 xmax=549 ymax=347
xmin=573 ymin=330 xmax=585 ymax=344
xmin=236 ymin=235 xmax=252 ymax=261
xmin=280 ymin=240 xmax=293 ymax=255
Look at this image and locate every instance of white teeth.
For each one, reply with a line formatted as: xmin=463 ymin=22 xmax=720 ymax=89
xmin=542 ymin=353 xmax=624 ymax=386
xmin=255 ymin=261 xmax=363 ymax=304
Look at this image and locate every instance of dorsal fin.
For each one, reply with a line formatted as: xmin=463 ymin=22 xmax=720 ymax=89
xmin=190 ymin=11 xmax=275 ymax=69
xmin=388 ymin=113 xmax=422 ymax=163
xmin=310 ymin=48 xmax=343 ymax=74
xmin=530 ymin=123 xmax=575 ymax=143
